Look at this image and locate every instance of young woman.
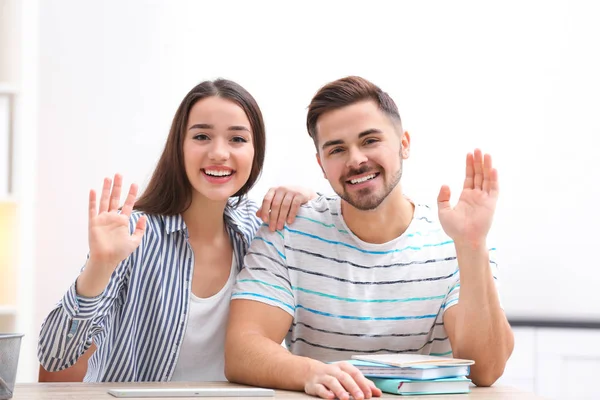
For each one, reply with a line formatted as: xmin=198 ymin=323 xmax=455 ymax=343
xmin=38 ymin=79 xmax=314 ymax=382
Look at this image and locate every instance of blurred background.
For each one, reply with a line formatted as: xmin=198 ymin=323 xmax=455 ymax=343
xmin=1 ymin=0 xmax=599 ymax=398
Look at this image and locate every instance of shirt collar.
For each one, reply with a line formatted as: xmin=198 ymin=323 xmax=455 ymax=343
xmin=161 ymin=214 xmax=187 ymax=235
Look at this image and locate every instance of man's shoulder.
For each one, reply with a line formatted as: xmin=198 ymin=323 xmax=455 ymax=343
xmin=272 ymin=195 xmax=341 ymax=242
xmin=409 ymin=202 xmax=454 ymax=243
xmin=413 ymin=202 xmax=439 ymax=224
xmin=296 ymin=194 xmax=340 ymax=220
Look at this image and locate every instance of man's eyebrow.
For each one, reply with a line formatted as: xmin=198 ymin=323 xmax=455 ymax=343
xmin=321 ymin=129 xmax=383 ymax=150
xmin=358 ymin=128 xmax=383 ymax=138
xmin=321 ymin=139 xmax=344 ymax=151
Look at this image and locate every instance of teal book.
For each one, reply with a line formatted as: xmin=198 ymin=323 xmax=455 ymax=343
xmin=371 ymin=377 xmax=471 ymax=395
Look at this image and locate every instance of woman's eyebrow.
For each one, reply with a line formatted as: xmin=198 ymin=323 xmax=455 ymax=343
xmin=189 ymin=123 xmax=213 ymax=130
xmin=228 ymin=125 xmax=250 ymax=132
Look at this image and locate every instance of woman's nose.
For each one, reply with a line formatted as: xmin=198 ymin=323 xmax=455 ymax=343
xmin=208 ymin=140 xmax=229 ymax=162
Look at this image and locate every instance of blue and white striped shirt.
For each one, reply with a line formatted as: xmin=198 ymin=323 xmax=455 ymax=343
xmin=38 ymin=198 xmax=260 ymax=382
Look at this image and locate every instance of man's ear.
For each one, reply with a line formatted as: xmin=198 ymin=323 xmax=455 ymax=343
xmin=316 ymin=153 xmax=326 ymax=179
xmin=401 ymin=131 xmax=411 ymax=159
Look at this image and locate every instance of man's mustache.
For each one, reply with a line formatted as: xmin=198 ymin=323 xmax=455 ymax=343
xmin=342 ymin=165 xmax=379 ymax=181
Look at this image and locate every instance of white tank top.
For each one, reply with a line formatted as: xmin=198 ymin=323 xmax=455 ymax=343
xmin=171 ymin=252 xmax=236 ymax=381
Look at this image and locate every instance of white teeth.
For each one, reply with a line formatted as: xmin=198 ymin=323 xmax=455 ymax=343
xmin=350 ymin=174 xmax=376 ymax=184
xmin=205 ymin=169 xmax=232 ymax=177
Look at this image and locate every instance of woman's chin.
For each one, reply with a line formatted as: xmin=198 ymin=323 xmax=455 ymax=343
xmin=192 ymin=186 xmax=242 ymax=203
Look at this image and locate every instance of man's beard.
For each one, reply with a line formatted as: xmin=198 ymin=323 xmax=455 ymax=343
xmin=337 ymin=162 xmax=403 ymax=211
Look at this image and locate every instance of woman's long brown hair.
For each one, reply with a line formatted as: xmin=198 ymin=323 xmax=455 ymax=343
xmin=134 ymin=79 xmax=266 ymax=215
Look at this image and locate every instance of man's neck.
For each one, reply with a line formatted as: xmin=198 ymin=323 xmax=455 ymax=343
xmin=341 ymin=187 xmax=415 ymax=244
xmin=182 ymin=193 xmax=229 ymax=243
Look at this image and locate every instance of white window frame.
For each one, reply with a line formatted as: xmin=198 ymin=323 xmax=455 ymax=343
xmin=0 ymin=84 xmax=16 ymax=196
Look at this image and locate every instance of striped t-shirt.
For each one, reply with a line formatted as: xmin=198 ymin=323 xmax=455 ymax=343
xmin=232 ymin=195 xmax=499 ymax=362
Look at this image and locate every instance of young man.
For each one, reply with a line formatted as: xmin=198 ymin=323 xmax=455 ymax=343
xmin=225 ymin=76 xmax=514 ymax=399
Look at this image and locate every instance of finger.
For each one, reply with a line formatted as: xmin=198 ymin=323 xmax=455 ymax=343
xmin=335 ymin=370 xmax=364 ymax=400
xmin=132 ymin=215 xmax=147 ymax=243
xmin=352 ymin=374 xmax=372 ymax=399
xmin=269 ymin=190 xmax=286 ymax=232
xmin=286 ymin=196 xmax=304 ymax=225
xmin=367 ymin=380 xmax=382 ymax=397
xmin=323 ymin=376 xmax=351 ymax=400
xmin=473 ymin=149 xmax=484 ymax=190
xmin=260 ymin=188 xmax=276 ymax=223
xmin=276 ymin=193 xmax=295 ymax=230
xmin=437 ymin=185 xmax=451 ymax=211
xmin=109 ymin=174 xmax=123 ymax=212
xmin=482 ymin=153 xmax=493 ymax=193
xmin=120 ymin=184 xmax=139 ymax=217
xmin=463 ymin=153 xmax=474 ymax=190
xmin=338 ymin=363 xmax=370 ymax=399
xmin=88 ymin=190 xmax=97 ymax=221
xmin=99 ymin=177 xmax=112 ymax=214
xmin=311 ymin=384 xmax=335 ymax=399
xmin=489 ymin=168 xmax=499 ymax=196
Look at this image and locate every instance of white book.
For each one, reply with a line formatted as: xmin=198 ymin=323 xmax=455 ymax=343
xmin=351 ymin=353 xmax=475 ymax=368
xmin=348 ymin=360 xmax=470 ymax=380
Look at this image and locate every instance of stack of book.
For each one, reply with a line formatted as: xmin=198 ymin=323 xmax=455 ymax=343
xmin=349 ymin=354 xmax=475 ymax=396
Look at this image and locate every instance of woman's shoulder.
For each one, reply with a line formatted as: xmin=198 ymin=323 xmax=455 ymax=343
xmin=225 ymin=197 xmax=261 ymax=239
xmin=226 ymin=197 xmax=259 ymax=221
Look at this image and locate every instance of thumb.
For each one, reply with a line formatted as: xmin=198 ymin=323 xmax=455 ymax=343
xmin=132 ymin=215 xmax=147 ymax=242
xmin=437 ymin=185 xmax=452 ymax=211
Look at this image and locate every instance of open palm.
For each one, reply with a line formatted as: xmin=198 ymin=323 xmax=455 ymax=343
xmin=88 ymin=174 xmax=146 ymax=268
xmin=437 ymin=150 xmax=499 ymax=246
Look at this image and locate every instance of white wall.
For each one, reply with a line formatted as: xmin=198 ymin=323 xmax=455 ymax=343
xmin=1 ymin=0 xmax=38 ymax=383
xmin=25 ymin=0 xmax=600 ymax=380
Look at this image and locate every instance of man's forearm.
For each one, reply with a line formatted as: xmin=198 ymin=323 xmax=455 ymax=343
xmin=225 ymin=333 xmax=320 ymax=390
xmin=452 ymin=243 xmax=514 ymax=386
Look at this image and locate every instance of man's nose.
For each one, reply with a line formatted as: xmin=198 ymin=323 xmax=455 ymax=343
xmin=346 ymin=147 xmax=368 ymax=169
